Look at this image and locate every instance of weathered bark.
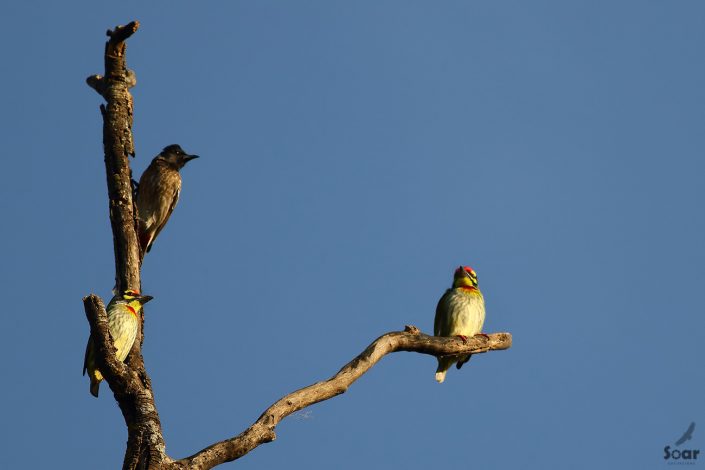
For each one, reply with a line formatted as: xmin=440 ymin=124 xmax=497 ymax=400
xmin=170 ymin=328 xmax=512 ymax=469
xmin=83 ymin=20 xmax=513 ymax=470
xmin=96 ymin=21 xmax=141 ymax=293
xmin=85 ymin=21 xmax=169 ymax=469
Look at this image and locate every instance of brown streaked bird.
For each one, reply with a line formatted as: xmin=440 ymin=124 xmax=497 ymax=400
xmin=135 ymin=144 xmax=199 ymax=257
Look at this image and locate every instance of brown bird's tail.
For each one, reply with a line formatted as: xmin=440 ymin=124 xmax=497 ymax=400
xmin=137 ymin=229 xmax=154 ymax=263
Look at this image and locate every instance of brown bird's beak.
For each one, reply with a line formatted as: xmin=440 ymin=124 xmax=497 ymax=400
xmin=139 ymin=295 xmax=154 ymax=304
xmin=184 ymin=154 xmax=199 ymax=162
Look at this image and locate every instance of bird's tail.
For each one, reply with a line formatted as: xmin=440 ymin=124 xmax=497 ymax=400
xmin=88 ymin=369 xmax=103 ymax=398
xmin=435 ymin=357 xmax=453 ymax=383
xmin=456 ymin=354 xmax=472 ymax=369
xmin=138 ymin=233 xmax=151 ymax=259
xmin=90 ymin=378 xmax=100 ymax=398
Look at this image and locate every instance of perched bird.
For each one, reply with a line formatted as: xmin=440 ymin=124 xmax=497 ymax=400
xmin=433 ymin=266 xmax=486 ymax=383
xmin=135 ymin=144 xmax=199 ymax=257
xmin=83 ymin=290 xmax=153 ymax=397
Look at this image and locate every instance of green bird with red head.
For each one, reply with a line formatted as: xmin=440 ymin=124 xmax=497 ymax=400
xmin=83 ymin=290 xmax=153 ymax=397
xmin=433 ymin=266 xmax=486 ymax=383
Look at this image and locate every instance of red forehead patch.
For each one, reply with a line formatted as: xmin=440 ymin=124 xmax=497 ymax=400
xmin=454 ymin=266 xmax=475 ymax=275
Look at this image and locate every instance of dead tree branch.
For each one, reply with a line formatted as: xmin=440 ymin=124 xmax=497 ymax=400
xmin=85 ymin=21 xmax=169 ymax=469
xmin=83 ymin=20 xmax=513 ymax=470
xmin=171 ymin=329 xmax=512 ymax=469
xmin=98 ymin=20 xmax=141 ymax=292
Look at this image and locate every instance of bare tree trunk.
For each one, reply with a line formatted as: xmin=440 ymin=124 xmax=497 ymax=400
xmin=83 ymin=20 xmax=512 ymax=470
xmin=85 ymin=21 xmax=169 ymax=469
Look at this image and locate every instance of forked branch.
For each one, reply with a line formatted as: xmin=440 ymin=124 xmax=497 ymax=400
xmin=84 ymin=21 xmax=168 ymax=470
xmin=83 ymin=19 xmax=513 ymax=470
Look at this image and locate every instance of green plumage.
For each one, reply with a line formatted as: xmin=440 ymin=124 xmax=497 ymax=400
xmin=433 ymin=266 xmax=486 ymax=383
xmin=83 ymin=291 xmax=152 ymax=397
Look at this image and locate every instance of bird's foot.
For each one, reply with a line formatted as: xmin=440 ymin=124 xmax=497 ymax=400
xmin=456 ymin=335 xmax=469 ymax=343
xmin=475 ymin=333 xmax=491 ymax=340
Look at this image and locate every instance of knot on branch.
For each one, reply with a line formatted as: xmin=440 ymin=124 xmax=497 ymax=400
xmin=264 ymin=430 xmax=276 ymax=443
xmin=404 ymin=325 xmax=421 ymax=335
xmin=86 ymin=69 xmax=137 ymax=98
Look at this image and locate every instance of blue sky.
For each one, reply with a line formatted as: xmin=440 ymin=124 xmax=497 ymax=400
xmin=1 ymin=1 xmax=703 ymax=469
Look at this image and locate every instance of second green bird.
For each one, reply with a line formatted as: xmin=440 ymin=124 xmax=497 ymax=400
xmin=83 ymin=290 xmax=153 ymax=397
xmin=433 ymin=266 xmax=486 ymax=383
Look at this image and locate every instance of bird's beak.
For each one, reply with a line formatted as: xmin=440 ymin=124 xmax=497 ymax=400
xmin=459 ymin=266 xmax=470 ymax=278
xmin=184 ymin=154 xmax=199 ymax=162
xmin=139 ymin=295 xmax=154 ymax=304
